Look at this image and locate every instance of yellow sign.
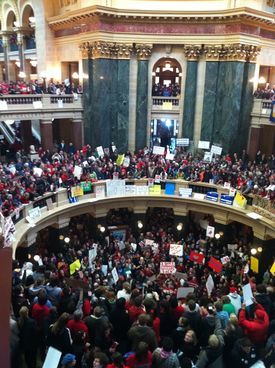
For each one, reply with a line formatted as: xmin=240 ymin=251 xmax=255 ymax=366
xmin=250 ymin=256 xmax=259 ymax=273
xmin=162 ymin=101 xmax=173 ymax=110
xmin=116 ymin=154 xmax=125 ymax=166
xmin=233 ymin=191 xmax=247 ymax=209
xmin=70 ymin=259 xmax=81 ymax=275
xmin=71 ymin=186 xmax=84 ymax=197
xmin=270 ymin=261 xmax=275 ymax=275
xmin=149 ymin=184 xmax=161 ymax=195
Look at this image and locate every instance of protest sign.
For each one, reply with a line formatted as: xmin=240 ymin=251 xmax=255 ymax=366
xmin=206 ymin=274 xmax=215 ymax=295
xmin=250 ymin=256 xmax=259 ymax=273
xmin=206 ymin=225 xmax=215 ymax=238
xmin=95 ymin=185 xmax=105 ymax=198
xmin=153 ymin=146 xmax=165 ymax=155
xmin=136 ymin=186 xmax=149 ymax=195
xmin=74 ymin=165 xmax=82 ymax=180
xmin=80 ymin=181 xmax=92 ymax=192
xmin=233 ymin=192 xmax=247 ymax=209
xmin=28 ymin=207 xmax=41 ymax=222
xmin=160 ymin=262 xmax=176 ymax=274
xmin=96 ymin=146 xmax=104 ymax=157
xmin=176 ymin=138 xmax=189 ymax=147
xmin=208 ymin=257 xmax=222 ymax=273
xmin=189 ymin=251 xmax=204 ymax=264
xmin=166 ymin=153 xmax=175 ymax=160
xmin=198 ymin=141 xmax=210 ymax=149
xmin=169 ymin=244 xmax=183 ymax=257
xmin=71 ymin=186 xmax=84 ymax=197
xmin=33 ymin=167 xmax=43 ymax=177
xmin=116 ymin=154 xmax=125 ymax=166
xmin=203 ymin=152 xmax=213 ymax=162
xmin=242 ymin=283 xmax=254 ymax=307
xmin=174 ymin=272 xmax=188 ymax=281
xmin=145 ymin=239 xmax=154 ymax=246
xmin=149 ymin=185 xmax=161 ymax=195
xmin=177 ymin=287 xmax=194 ymax=299
xmin=179 ymin=188 xmax=192 ymax=198
xmin=69 ymin=259 xmax=81 ymax=275
xmin=221 ymin=256 xmax=230 ymax=265
xmin=270 ymin=261 xmax=275 ymax=276
xmin=42 ymin=347 xmax=61 ymax=368
xmin=165 ymin=183 xmax=176 ymax=195
xmin=89 ymin=247 xmax=97 ymax=267
xmin=112 ymin=268 xmax=119 ymax=283
xmin=101 ymin=265 xmax=108 ymax=276
xmin=211 ymin=145 xmax=222 ymax=155
xmin=46 ymin=198 xmax=53 ymax=211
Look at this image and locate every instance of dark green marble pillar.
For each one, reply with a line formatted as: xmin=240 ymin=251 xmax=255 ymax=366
xmin=136 ymin=60 xmax=149 ymax=149
xmin=201 ymin=61 xmax=219 ymax=141
xmin=201 ymin=61 xmax=255 ymax=154
xmin=83 ymin=58 xmax=130 ymax=150
xmin=183 ymin=61 xmax=198 ymax=139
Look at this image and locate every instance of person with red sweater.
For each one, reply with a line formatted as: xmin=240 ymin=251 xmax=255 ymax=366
xmin=238 ymin=299 xmax=269 ymax=346
xmin=67 ymin=309 xmax=89 ymax=341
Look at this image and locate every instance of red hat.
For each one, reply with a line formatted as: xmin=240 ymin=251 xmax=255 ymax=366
xmin=230 ymin=287 xmax=237 ymax=293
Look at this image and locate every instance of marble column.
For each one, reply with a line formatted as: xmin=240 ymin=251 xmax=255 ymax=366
xmin=128 ymin=56 xmax=138 ymax=151
xmin=2 ymin=35 xmax=10 ymax=82
xmin=201 ymin=44 xmax=260 ymax=154
xmin=135 ymin=44 xmax=152 ymax=149
xmin=71 ymin=118 xmax=83 ymax=149
xmin=40 ymin=120 xmax=53 ymax=150
xmin=182 ymin=45 xmax=201 ymax=140
xmin=80 ymin=42 xmax=131 ymax=151
xmin=193 ymin=57 xmax=206 ymax=145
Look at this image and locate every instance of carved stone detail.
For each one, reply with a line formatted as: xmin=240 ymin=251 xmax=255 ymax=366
xmin=183 ymin=45 xmax=202 ymax=60
xmin=135 ymin=44 xmax=153 ymax=60
xmin=203 ymin=45 xmax=223 ymax=61
xmin=79 ymin=41 xmax=133 ymax=59
xmin=203 ymin=44 xmax=261 ymax=62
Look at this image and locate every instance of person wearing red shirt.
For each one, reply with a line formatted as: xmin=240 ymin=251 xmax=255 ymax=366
xmin=128 ymin=295 xmax=145 ymax=323
xmin=238 ymin=300 xmax=269 ymax=346
xmin=67 ymin=309 xmax=89 ymax=340
xmin=126 ymin=342 xmax=153 ymax=368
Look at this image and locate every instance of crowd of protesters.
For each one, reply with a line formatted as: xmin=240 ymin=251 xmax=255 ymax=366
xmin=10 ymin=206 xmax=275 ymax=368
xmin=0 ymin=80 xmax=83 ymax=95
xmin=0 ymin=142 xmax=274 ymax=218
xmin=253 ymin=87 xmax=275 ymax=100
xmin=152 ymin=84 xmax=181 ymax=97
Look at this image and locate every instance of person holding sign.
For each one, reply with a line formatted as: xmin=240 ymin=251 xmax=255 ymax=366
xmin=238 ymin=298 xmax=269 ymax=346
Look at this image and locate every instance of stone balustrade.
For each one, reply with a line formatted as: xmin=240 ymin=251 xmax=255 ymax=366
xmin=251 ymin=98 xmax=273 ymax=125
xmin=151 ymin=96 xmax=180 ymax=111
xmin=11 ymin=179 xmax=275 ymax=256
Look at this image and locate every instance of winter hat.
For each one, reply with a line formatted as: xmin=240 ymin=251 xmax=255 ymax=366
xmin=229 ymin=287 xmax=237 ymax=293
xmin=61 ymin=354 xmax=76 ymax=365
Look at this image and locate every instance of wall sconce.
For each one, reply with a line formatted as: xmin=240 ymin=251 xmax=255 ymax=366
xmin=30 ymin=60 xmax=37 ymax=67
xmin=137 ymin=221 xmax=143 ymax=229
xmin=15 ymin=60 xmax=20 ymax=68
xmin=18 ymin=71 xmax=26 ymax=79
xmin=258 ymin=76 xmax=266 ymax=84
xmin=176 ymin=223 xmax=183 ymax=231
xmin=99 ymin=225 xmax=106 ymax=233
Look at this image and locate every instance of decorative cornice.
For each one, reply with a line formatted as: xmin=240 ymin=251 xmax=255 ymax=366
xmin=135 ymin=44 xmax=153 ymax=60
xmin=203 ymin=43 xmax=261 ymax=62
xmin=183 ymin=45 xmax=202 ymax=61
xmin=79 ymin=41 xmax=133 ymax=59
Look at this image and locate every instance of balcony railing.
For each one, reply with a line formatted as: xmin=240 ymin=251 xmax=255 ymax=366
xmin=151 ymin=96 xmax=180 ymax=112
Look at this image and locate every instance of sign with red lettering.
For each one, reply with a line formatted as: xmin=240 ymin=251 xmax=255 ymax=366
xmin=189 ymin=251 xmax=205 ymax=264
xmin=208 ymin=257 xmax=222 ymax=273
xmin=160 ymin=262 xmax=176 ymax=274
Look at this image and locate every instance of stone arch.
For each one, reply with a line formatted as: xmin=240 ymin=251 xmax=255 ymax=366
xmin=2 ymin=1 xmax=19 ymax=29
xmin=152 ymin=57 xmax=182 ymax=89
xmin=20 ymin=2 xmax=34 ymax=27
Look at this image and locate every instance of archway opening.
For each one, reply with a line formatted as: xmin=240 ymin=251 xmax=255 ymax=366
xmin=152 ymin=57 xmax=181 ymax=96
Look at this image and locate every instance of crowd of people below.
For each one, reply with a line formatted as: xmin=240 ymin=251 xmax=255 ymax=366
xmin=0 ymin=80 xmax=83 ymax=95
xmin=10 ymin=208 xmax=275 ymax=368
xmin=0 ymin=142 xmax=274 ymax=218
xmin=152 ymin=84 xmax=181 ymax=97
xmin=253 ymin=87 xmax=275 ymax=100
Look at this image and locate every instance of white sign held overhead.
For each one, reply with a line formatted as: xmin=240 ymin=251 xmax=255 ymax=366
xmin=166 ymin=153 xmax=175 ymax=160
xmin=112 ymin=267 xmax=119 ymax=283
xmin=153 ymin=146 xmax=165 ymax=155
xmin=169 ymin=244 xmax=183 ymax=257
xmin=206 ymin=225 xmax=215 ymax=238
xmin=242 ymin=283 xmax=254 ymax=307
xmin=206 ymin=274 xmax=214 ymax=295
xmin=211 ymin=145 xmax=223 ymax=155
xmin=198 ymin=141 xmax=210 ymax=149
xmin=176 ymin=138 xmax=189 ymax=146
xmin=42 ymin=347 xmax=62 ymax=368
xmin=74 ymin=165 xmax=82 ymax=180
xmin=203 ymin=152 xmax=213 ymax=162
xmin=96 ymin=146 xmax=104 ymax=157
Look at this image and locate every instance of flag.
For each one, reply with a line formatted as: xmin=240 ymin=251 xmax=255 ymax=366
xmin=233 ymin=191 xmax=247 ymax=209
xmin=189 ymin=251 xmax=205 ymax=264
xmin=250 ymin=256 xmax=259 ymax=273
xmin=270 ymin=100 xmax=275 ymax=123
xmin=270 ymin=261 xmax=275 ymax=276
xmin=208 ymin=257 xmax=222 ymax=273
xmin=70 ymin=259 xmax=81 ymax=275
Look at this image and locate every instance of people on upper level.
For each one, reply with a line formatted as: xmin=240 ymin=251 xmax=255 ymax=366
xmin=0 ymin=80 xmax=83 ymax=95
xmin=152 ymin=83 xmax=180 ymax=97
xmin=253 ymin=86 xmax=275 ymax=100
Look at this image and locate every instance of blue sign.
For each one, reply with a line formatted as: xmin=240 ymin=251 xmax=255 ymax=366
xmin=270 ymin=101 xmax=275 ymax=123
xmin=220 ymin=194 xmax=234 ymax=206
xmin=206 ymin=191 xmax=219 ymax=202
xmin=165 ymin=182 xmax=176 ymax=195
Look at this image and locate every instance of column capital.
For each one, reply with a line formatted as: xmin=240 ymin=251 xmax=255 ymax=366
xmin=203 ymin=45 xmax=223 ymax=61
xmin=183 ymin=45 xmax=202 ymax=61
xmin=79 ymin=41 xmax=133 ymax=59
xmin=135 ymin=44 xmax=153 ymax=60
xmin=220 ymin=44 xmax=261 ymax=62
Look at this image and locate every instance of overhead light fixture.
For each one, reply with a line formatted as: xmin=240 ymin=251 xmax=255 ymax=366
xmin=251 ymin=248 xmax=257 ymax=255
xmin=215 ymin=233 xmax=221 ymax=239
xmin=257 ymin=247 xmax=263 ymax=253
xmin=165 ymin=119 xmax=171 ymax=127
xmin=99 ymin=226 xmax=106 ymax=233
xmin=64 ymin=237 xmax=70 ymax=243
xmin=165 ymin=62 xmax=171 ymax=69
xmin=33 ymin=255 xmax=40 ymax=262
xmin=258 ymin=76 xmax=266 ymax=84
xmin=59 ymin=235 xmax=64 ymax=240
xmin=137 ymin=221 xmax=143 ymax=229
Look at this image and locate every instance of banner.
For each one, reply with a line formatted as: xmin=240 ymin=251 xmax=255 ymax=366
xmin=250 ymin=256 xmax=259 ymax=273
xmin=160 ymin=262 xmax=176 ymax=274
xmin=270 ymin=100 xmax=275 ymax=123
xmin=169 ymin=244 xmax=183 ymax=257
xmin=80 ymin=181 xmax=92 ymax=192
xmin=208 ymin=257 xmax=222 ymax=273
xmin=210 ymin=145 xmax=223 ymax=155
xmin=165 ymin=183 xmax=176 ymax=195
xmin=189 ymin=251 xmax=204 ymax=264
xmin=71 ymin=186 xmax=84 ymax=197
xmin=149 ymin=184 xmax=161 ymax=195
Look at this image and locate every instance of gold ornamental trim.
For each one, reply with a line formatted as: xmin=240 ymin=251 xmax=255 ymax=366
xmin=183 ymin=45 xmax=202 ymax=61
xmin=203 ymin=43 xmax=261 ymax=62
xmin=135 ymin=44 xmax=153 ymax=60
xmin=79 ymin=41 xmax=133 ymax=59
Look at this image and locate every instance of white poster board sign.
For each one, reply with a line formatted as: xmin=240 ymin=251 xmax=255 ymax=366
xmin=176 ymin=138 xmax=189 ymax=146
xmin=96 ymin=146 xmax=104 ymax=157
xmin=198 ymin=141 xmax=210 ymax=150
xmin=95 ymin=185 xmax=105 ymax=198
xmin=179 ymin=188 xmax=192 ymax=198
xmin=28 ymin=207 xmax=42 ymax=222
xmin=206 ymin=225 xmax=215 ymax=238
xmin=177 ymin=287 xmax=194 ymax=299
xmin=166 ymin=153 xmax=175 ymax=160
xmin=112 ymin=267 xmax=119 ymax=283
xmin=160 ymin=262 xmax=176 ymax=274
xmin=169 ymin=244 xmax=183 ymax=257
xmin=106 ymin=180 xmax=125 ymax=197
xmin=33 ymin=101 xmax=43 ymax=109
xmin=125 ymin=185 xmax=137 ymax=196
xmin=153 ymin=146 xmax=165 ymax=155
xmin=74 ymin=165 xmax=82 ymax=180
xmin=0 ymin=100 xmax=8 ymax=110
xmin=33 ymin=167 xmax=43 ymax=177
xmin=242 ymin=283 xmax=254 ymax=307
xmin=211 ymin=145 xmax=223 ymax=155
xmin=206 ymin=274 xmax=214 ymax=295
xmin=57 ymin=99 xmax=63 ymax=108
xmin=136 ymin=186 xmax=149 ymax=195
xmin=203 ymin=152 xmax=213 ymax=162
xmin=42 ymin=347 xmax=62 ymax=368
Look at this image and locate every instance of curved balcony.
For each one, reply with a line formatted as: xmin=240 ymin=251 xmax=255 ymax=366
xmin=251 ymin=98 xmax=274 ymax=126
xmin=11 ymin=179 xmax=275 ymax=257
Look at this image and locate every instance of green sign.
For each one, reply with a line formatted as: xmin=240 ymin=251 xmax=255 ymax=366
xmin=80 ymin=181 xmax=92 ymax=192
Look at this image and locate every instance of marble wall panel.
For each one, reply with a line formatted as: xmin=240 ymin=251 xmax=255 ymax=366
xmin=183 ymin=61 xmax=198 ymax=139
xmin=136 ymin=60 xmax=149 ymax=149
